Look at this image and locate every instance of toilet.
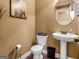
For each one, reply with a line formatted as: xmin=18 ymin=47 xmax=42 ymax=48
xmin=31 ymin=32 xmax=48 ymax=59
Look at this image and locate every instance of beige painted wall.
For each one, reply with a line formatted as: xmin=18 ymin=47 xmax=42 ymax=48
xmin=36 ymin=0 xmax=78 ymax=58
xmin=0 ymin=0 xmax=35 ymax=56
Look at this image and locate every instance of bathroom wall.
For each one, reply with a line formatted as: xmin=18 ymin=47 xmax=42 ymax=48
xmin=0 ymin=0 xmax=35 ymax=56
xmin=36 ymin=0 xmax=78 ymax=58
xmin=77 ymin=17 xmax=79 ymax=59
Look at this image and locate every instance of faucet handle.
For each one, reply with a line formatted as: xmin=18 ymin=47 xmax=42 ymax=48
xmin=74 ymin=39 xmax=79 ymax=42
xmin=68 ymin=29 xmax=73 ymax=33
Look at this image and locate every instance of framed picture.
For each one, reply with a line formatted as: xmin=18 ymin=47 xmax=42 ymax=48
xmin=10 ymin=0 xmax=27 ymax=19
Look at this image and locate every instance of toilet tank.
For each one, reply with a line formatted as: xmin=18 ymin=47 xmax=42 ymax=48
xmin=37 ymin=32 xmax=48 ymax=46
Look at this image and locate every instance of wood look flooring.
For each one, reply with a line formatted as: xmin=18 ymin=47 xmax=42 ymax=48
xmin=26 ymin=54 xmax=59 ymax=59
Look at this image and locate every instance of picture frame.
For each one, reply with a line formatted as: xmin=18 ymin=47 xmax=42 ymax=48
xmin=10 ymin=0 xmax=27 ymax=19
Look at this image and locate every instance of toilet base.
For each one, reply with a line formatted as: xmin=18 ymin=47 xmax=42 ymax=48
xmin=33 ymin=54 xmax=43 ymax=59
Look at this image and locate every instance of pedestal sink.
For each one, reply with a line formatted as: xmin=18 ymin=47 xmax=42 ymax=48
xmin=53 ymin=32 xmax=78 ymax=59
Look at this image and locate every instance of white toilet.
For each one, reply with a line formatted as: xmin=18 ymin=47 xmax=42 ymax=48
xmin=31 ymin=33 xmax=48 ymax=59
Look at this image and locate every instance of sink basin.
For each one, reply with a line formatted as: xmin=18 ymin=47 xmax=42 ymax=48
xmin=52 ymin=32 xmax=78 ymax=59
xmin=53 ymin=32 xmax=78 ymax=42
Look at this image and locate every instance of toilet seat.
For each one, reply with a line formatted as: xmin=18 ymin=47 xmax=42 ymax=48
xmin=31 ymin=45 xmax=43 ymax=52
xmin=31 ymin=45 xmax=44 ymax=59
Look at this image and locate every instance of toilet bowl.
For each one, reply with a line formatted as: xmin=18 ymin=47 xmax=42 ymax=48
xmin=31 ymin=45 xmax=43 ymax=59
xmin=31 ymin=32 xmax=48 ymax=59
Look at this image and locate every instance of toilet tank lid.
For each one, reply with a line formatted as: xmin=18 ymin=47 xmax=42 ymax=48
xmin=38 ymin=32 xmax=47 ymax=36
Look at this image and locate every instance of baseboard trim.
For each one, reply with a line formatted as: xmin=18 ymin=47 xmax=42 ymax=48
xmin=18 ymin=50 xmax=31 ymax=59
xmin=20 ymin=50 xmax=75 ymax=59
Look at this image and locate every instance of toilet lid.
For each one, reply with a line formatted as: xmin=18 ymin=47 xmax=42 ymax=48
xmin=31 ymin=45 xmax=43 ymax=51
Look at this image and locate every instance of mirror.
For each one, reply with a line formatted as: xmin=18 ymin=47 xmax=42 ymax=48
xmin=55 ymin=4 xmax=75 ymax=26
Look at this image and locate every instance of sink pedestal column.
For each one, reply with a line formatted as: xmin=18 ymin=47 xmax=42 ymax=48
xmin=60 ymin=41 xmax=67 ymax=59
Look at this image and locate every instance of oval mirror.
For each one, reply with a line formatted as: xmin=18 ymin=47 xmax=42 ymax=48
xmin=55 ymin=4 xmax=75 ymax=26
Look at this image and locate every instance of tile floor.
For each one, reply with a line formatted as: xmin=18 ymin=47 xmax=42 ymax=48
xmin=26 ymin=54 xmax=59 ymax=59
